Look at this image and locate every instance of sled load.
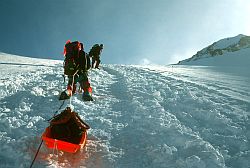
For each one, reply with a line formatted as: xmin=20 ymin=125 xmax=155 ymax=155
xmin=42 ymin=107 xmax=90 ymax=153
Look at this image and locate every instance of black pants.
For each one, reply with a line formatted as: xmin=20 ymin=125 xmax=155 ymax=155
xmin=92 ymin=56 xmax=100 ymax=68
xmin=67 ymin=71 xmax=91 ymax=94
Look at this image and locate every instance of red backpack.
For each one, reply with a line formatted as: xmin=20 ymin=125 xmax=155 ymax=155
xmin=63 ymin=40 xmax=81 ymax=76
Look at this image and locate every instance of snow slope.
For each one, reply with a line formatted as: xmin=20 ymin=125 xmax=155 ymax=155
xmin=0 ymin=53 xmax=250 ymax=168
xmin=178 ymin=34 xmax=250 ymax=66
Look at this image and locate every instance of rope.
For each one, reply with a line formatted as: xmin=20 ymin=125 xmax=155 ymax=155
xmin=50 ymin=69 xmax=79 ymax=121
xmin=69 ymin=69 xmax=79 ymax=107
xmin=29 ymin=140 xmax=43 ymax=168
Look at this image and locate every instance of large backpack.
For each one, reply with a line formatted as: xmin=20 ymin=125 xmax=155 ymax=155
xmin=78 ymin=50 xmax=91 ymax=71
xmin=89 ymin=44 xmax=101 ymax=57
xmin=63 ymin=41 xmax=81 ymax=76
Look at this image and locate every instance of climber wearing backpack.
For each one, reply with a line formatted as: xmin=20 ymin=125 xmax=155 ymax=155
xmin=59 ymin=40 xmax=93 ymax=101
xmin=89 ymin=44 xmax=103 ymax=69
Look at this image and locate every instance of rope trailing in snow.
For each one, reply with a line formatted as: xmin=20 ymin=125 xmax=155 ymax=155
xmin=29 ymin=140 xmax=43 ymax=168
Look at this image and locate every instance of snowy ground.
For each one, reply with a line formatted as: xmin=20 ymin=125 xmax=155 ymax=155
xmin=0 ymin=53 xmax=249 ymax=168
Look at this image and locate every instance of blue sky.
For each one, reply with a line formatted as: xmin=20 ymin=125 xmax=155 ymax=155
xmin=0 ymin=0 xmax=249 ymax=65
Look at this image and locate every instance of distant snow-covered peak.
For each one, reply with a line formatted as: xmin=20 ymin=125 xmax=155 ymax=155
xmin=177 ymin=34 xmax=250 ymax=66
xmin=212 ymin=34 xmax=246 ymax=50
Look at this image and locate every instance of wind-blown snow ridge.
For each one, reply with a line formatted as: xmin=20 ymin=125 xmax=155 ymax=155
xmin=0 ymin=53 xmax=249 ymax=168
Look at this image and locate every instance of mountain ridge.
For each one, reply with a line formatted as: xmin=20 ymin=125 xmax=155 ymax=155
xmin=177 ymin=34 xmax=250 ymax=66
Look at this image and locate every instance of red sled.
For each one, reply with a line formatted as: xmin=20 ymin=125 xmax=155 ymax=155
xmin=42 ymin=127 xmax=87 ymax=153
xmin=42 ymin=107 xmax=90 ymax=153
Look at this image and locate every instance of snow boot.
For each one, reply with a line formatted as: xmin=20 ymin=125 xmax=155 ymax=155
xmin=82 ymin=87 xmax=93 ymax=101
xmin=59 ymin=90 xmax=72 ymax=100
